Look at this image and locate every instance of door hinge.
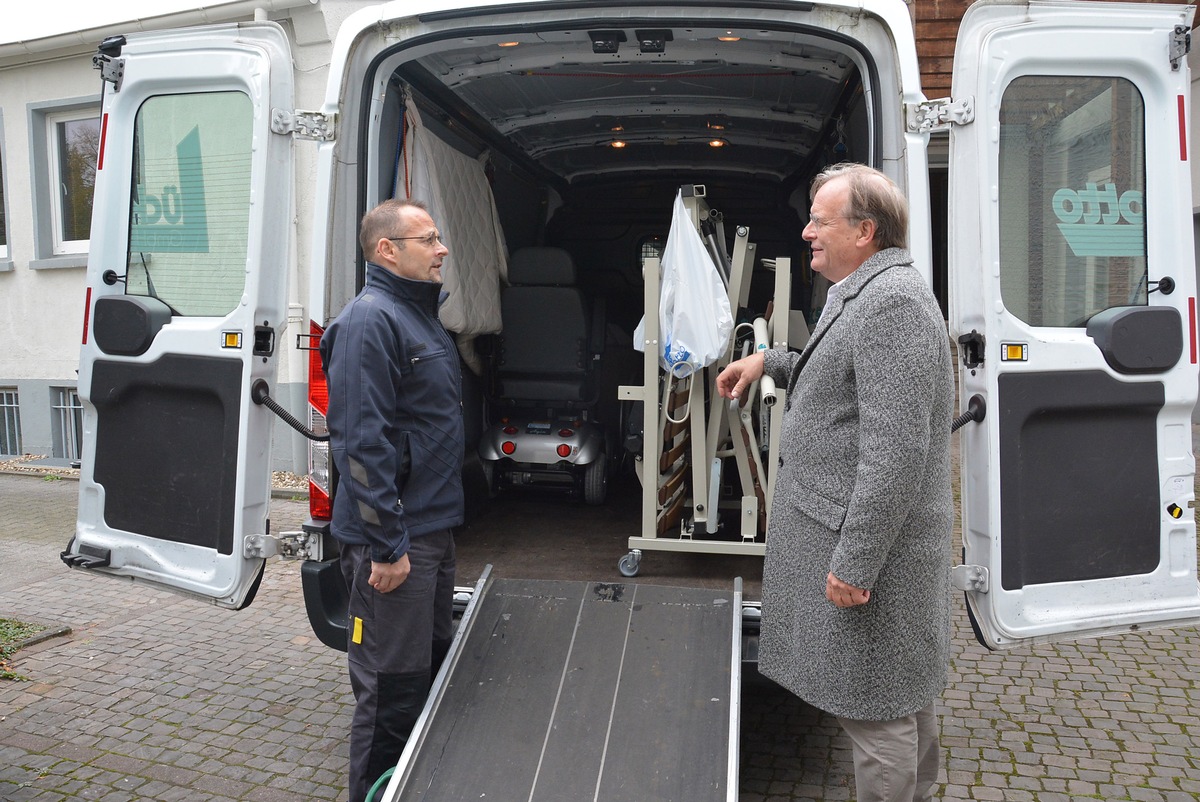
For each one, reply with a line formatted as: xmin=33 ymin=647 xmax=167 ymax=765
xmin=271 ymin=109 xmax=337 ymax=141
xmin=92 ymin=53 xmax=125 ymax=92
xmin=905 ymin=96 xmax=975 ymax=134
xmin=951 ymin=564 xmax=990 ymax=593
xmin=1171 ymin=25 xmax=1192 ymax=71
xmin=244 ymin=531 xmax=320 ymax=560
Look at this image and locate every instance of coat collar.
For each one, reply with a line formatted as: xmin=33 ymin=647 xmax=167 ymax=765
xmin=783 ymin=247 xmax=913 ymax=404
xmin=807 ymin=247 xmax=913 ymax=347
xmin=365 ymin=262 xmax=449 ymax=311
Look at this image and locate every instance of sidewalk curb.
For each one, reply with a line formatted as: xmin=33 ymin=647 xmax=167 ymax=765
xmin=0 ymin=470 xmax=309 ymax=499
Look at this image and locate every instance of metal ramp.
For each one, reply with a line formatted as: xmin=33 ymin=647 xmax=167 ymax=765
xmin=379 ymin=568 xmax=742 ymax=802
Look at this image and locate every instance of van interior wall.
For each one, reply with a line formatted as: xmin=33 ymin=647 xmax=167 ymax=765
xmin=371 ymin=57 xmax=874 ymax=507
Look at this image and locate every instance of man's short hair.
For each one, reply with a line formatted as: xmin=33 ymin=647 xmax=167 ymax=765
xmin=811 ymin=163 xmax=909 ymax=250
xmin=359 ymin=199 xmax=430 ymax=258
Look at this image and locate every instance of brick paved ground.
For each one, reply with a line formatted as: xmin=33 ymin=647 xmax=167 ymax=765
xmin=2 ymin=472 xmax=1199 ymax=801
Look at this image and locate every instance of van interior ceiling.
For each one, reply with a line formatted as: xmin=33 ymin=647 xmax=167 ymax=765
xmin=360 ymin=17 xmax=876 ymax=513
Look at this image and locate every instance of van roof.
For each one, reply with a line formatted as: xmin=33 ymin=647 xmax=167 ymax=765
xmin=384 ymin=6 xmax=903 ymax=188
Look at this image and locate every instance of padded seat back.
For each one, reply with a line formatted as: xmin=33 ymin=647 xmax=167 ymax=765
xmin=498 ymin=247 xmax=591 ymax=404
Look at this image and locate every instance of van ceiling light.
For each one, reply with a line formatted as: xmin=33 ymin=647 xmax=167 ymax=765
xmin=498 ymin=41 xmax=520 ymax=48
xmin=708 ymin=139 xmax=728 ymax=148
xmin=718 ymin=32 xmax=741 ymax=42
xmin=636 ymin=29 xmax=672 ymax=54
xmin=610 ymin=140 xmax=627 ymax=148
xmin=590 ymin=29 xmax=626 ymax=54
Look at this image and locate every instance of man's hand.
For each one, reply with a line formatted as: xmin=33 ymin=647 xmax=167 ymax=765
xmin=369 ymin=553 xmax=411 ymax=594
xmin=826 ymin=571 xmax=871 ymax=608
xmin=716 ymin=352 xmax=765 ymax=402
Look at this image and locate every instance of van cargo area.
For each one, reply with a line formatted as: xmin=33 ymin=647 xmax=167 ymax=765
xmin=313 ymin=5 xmax=920 ymax=556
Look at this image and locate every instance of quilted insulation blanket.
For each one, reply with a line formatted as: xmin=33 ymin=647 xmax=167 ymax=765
xmin=399 ymin=98 xmax=509 ymax=371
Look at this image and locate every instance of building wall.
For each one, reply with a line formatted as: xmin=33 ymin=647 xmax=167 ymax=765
xmin=0 ymin=2 xmax=351 ymax=467
xmin=0 ymin=51 xmax=100 ymax=459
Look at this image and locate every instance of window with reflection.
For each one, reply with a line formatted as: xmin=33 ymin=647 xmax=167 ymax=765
xmin=126 ymin=92 xmax=252 ymax=316
xmin=49 ymin=110 xmax=101 ymax=254
xmin=998 ymin=76 xmax=1146 ymax=327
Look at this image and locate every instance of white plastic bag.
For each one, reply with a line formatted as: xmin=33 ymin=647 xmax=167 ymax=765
xmin=635 ymin=192 xmax=734 ymax=376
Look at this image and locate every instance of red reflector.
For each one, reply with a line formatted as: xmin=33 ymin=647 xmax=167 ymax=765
xmin=1180 ymin=94 xmax=1188 ymax=161
xmin=503 ymin=425 xmax=519 ymax=435
xmin=97 ymin=113 xmax=108 ymax=171
xmin=556 ymin=444 xmax=572 ymax=458
xmin=309 ymin=478 xmax=332 ymax=520
xmin=501 ymin=441 xmax=516 ymax=455
xmin=558 ymin=428 xmax=574 ymax=437
xmin=308 ymin=320 xmax=328 ymax=414
xmin=82 ymin=287 xmax=92 ymax=345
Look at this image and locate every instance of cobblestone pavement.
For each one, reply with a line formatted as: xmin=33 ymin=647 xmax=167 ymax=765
xmin=2 ymin=473 xmax=1199 ymax=801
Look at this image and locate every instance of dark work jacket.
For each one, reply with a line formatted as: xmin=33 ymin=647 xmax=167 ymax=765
xmin=320 ymin=263 xmax=465 ymax=562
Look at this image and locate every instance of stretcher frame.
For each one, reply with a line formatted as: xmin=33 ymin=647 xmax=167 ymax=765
xmin=618 ymin=186 xmax=793 ymax=575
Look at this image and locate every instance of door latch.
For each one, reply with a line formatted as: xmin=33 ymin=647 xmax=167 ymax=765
xmin=958 ymin=331 xmax=984 ymax=369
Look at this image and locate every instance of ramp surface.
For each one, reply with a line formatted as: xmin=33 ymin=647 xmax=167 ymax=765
xmin=387 ymin=577 xmax=739 ymax=802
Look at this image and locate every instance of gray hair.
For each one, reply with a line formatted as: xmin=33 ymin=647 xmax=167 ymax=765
xmin=811 ymin=164 xmax=908 ymax=250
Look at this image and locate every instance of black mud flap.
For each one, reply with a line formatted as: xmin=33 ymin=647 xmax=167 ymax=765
xmin=302 ymin=558 xmax=348 ymax=652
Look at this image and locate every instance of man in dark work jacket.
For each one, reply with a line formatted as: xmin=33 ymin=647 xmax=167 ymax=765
xmin=320 ymin=199 xmax=464 ymax=802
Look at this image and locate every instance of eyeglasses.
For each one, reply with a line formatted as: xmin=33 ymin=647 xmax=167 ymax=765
xmin=388 ymin=231 xmax=446 ymax=248
xmin=806 ymin=214 xmax=857 ymax=229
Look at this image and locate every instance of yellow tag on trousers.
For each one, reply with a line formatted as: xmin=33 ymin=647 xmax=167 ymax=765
xmin=352 ymin=616 xmax=363 ymax=645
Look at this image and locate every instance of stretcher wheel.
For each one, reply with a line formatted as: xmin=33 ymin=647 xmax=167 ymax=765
xmin=618 ymin=550 xmax=641 ymax=578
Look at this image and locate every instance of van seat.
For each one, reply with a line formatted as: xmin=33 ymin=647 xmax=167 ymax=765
xmin=495 ymin=247 xmax=593 ymax=406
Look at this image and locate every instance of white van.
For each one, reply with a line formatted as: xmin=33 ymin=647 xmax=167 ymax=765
xmin=63 ymin=0 xmax=1200 ymax=654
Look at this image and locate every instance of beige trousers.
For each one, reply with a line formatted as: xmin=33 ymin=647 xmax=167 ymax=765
xmin=836 ymin=702 xmax=940 ymax=802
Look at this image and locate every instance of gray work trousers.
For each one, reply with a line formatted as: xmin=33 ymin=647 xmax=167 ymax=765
xmin=339 ymin=532 xmax=456 ymax=802
xmin=837 ymin=702 xmax=940 ymax=802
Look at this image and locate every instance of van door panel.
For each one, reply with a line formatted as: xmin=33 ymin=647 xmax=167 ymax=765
xmin=950 ymin=0 xmax=1200 ymax=647
xmin=65 ymin=23 xmax=293 ymax=609
xmin=998 ymin=370 xmax=1163 ymax=589
xmin=91 ymin=356 xmax=241 ymax=554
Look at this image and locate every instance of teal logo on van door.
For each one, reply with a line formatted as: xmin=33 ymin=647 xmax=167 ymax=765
xmin=129 ymin=126 xmax=209 ymax=253
xmin=1051 ymin=183 xmax=1144 ymax=257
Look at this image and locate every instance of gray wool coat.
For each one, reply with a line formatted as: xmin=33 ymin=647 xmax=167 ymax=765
xmin=758 ymin=247 xmax=954 ymax=722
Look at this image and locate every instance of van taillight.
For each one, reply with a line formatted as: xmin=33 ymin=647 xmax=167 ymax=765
xmin=308 ymin=320 xmax=332 ymax=521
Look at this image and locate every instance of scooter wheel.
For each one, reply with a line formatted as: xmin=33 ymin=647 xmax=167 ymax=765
xmin=583 ymin=454 xmax=607 ymax=506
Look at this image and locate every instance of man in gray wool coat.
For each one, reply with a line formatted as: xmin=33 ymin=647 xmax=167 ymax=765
xmin=718 ymin=163 xmax=953 ymax=802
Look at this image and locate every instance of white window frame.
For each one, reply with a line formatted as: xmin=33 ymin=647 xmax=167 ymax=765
xmin=0 ymin=112 xmax=10 ymax=266
xmin=27 ymin=96 xmax=100 ymax=270
xmin=47 ymin=108 xmax=100 ymax=256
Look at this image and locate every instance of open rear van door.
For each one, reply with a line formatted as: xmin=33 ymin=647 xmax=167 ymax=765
xmin=63 ymin=23 xmax=295 ymax=609
xmin=949 ymin=0 xmax=1200 ymax=648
